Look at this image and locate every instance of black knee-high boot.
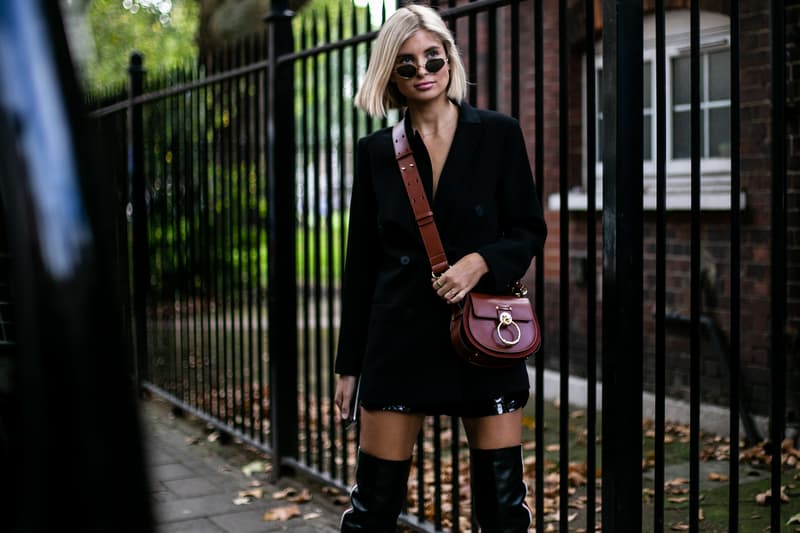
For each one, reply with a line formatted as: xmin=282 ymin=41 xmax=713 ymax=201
xmin=340 ymin=449 xmax=412 ymax=532
xmin=470 ymin=445 xmax=532 ymax=533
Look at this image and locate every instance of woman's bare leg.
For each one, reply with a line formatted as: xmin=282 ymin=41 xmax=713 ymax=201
xmin=358 ymin=409 xmax=424 ymax=459
xmin=462 ymin=409 xmax=523 ymax=449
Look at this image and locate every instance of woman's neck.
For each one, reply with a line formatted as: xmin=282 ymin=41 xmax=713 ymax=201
xmin=407 ymin=98 xmax=457 ymax=137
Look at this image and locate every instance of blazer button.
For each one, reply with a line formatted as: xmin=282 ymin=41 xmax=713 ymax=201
xmin=400 ymin=255 xmax=411 ymax=265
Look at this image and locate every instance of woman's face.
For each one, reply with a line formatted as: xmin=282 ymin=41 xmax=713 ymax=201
xmin=391 ymin=29 xmax=450 ymax=106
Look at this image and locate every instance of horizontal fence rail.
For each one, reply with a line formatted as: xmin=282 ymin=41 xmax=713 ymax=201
xmin=84 ymin=0 xmax=796 ymax=531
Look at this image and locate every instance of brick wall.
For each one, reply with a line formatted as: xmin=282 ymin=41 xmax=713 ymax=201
xmin=530 ymin=0 xmax=794 ymax=417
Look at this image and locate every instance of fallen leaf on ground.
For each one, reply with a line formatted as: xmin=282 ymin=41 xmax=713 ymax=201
xmin=668 ymin=497 xmax=688 ymax=504
xmin=670 ymin=523 xmax=689 ymax=531
xmin=303 ymin=512 xmax=322 ymax=520
xmin=755 ymin=486 xmax=790 ymax=505
xmin=273 ymin=487 xmax=298 ymax=499
xmin=708 ymin=472 xmax=728 ymax=482
xmin=332 ymin=494 xmax=350 ymax=505
xmin=237 ymin=488 xmax=264 ymax=500
xmin=241 ymin=461 xmax=266 ymax=477
xmin=289 ymin=488 xmax=312 ymax=504
xmin=263 ymin=504 xmax=301 ymax=521
xmin=788 ymin=512 xmax=800 ymax=525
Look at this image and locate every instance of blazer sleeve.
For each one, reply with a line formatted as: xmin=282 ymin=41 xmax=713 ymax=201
xmin=477 ymin=120 xmax=547 ymax=292
xmin=335 ymin=137 xmax=378 ymax=376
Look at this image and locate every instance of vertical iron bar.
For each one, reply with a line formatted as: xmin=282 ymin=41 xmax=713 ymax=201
xmin=488 ymin=7 xmax=497 ymax=110
xmin=468 ymin=1 xmax=477 ymax=107
xmin=769 ymin=0 xmax=786 ymax=529
xmin=325 ymin=6 xmax=337 ymax=479
xmin=201 ymin=69 xmax=213 ymax=416
xmin=584 ymin=1 xmax=597 ymax=530
xmin=238 ymin=43 xmax=247 ymax=434
xmin=253 ymin=34 xmax=268 ymax=444
xmin=728 ymin=0 xmax=741 ymax=529
xmin=172 ymin=73 xmax=183 ymax=399
xmin=266 ymin=0 xmax=299 ymax=476
xmin=600 ymin=0 xmax=644 ymax=531
xmin=417 ymin=431 xmax=425 ymax=523
xmin=313 ymin=11 xmax=324 ymax=475
xmin=338 ymin=0 xmax=348 ymax=487
xmin=558 ymin=0 xmax=570 ymax=527
xmin=302 ymin=18 xmax=313 ymax=467
xmin=320 ymin=6 xmax=336 ymax=478
xmin=245 ymin=37 xmax=256 ymax=440
xmin=256 ymin=31 xmax=267 ymax=444
xmin=190 ymin=66 xmax=200 ymax=409
xmin=129 ymin=52 xmax=148 ymax=390
xmin=224 ymin=47 xmax=234 ymax=425
xmin=213 ymin=59 xmax=224 ymax=422
xmin=433 ymin=417 xmax=442 ymax=530
xmin=655 ymin=0 xmax=667 ymax=529
xmin=689 ymin=2 xmax=701 ymax=530
xmin=178 ymin=68 xmax=189 ymax=403
xmin=534 ymin=0 xmax=545 ymax=529
xmin=220 ymin=49 xmax=233 ymax=424
xmin=451 ymin=416 xmax=460 ymax=533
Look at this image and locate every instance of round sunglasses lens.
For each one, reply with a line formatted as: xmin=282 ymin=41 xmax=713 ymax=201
xmin=396 ymin=65 xmax=417 ymax=78
xmin=425 ymin=58 xmax=445 ymax=73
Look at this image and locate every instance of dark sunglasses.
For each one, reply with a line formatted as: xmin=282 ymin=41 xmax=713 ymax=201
xmin=395 ymin=57 xmax=446 ymax=79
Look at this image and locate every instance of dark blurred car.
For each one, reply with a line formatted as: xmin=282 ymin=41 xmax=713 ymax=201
xmin=0 ymin=2 xmax=152 ymax=531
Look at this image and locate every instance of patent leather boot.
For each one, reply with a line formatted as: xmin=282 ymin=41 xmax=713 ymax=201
xmin=470 ymin=445 xmax=532 ymax=532
xmin=340 ymin=449 xmax=412 ymax=532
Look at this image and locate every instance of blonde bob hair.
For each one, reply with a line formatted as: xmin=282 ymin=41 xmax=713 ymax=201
xmin=354 ymin=4 xmax=468 ymax=118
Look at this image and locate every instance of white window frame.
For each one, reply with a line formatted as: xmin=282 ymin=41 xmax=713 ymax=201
xmin=550 ymin=9 xmax=746 ymax=211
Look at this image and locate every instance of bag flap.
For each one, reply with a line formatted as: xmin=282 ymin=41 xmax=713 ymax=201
xmin=468 ymin=294 xmax=534 ymax=322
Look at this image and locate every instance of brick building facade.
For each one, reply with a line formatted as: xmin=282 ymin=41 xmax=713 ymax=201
xmin=462 ymin=0 xmax=798 ymax=420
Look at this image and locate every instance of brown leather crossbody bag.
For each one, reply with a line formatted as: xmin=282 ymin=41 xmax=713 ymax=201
xmin=391 ymin=120 xmax=540 ymax=368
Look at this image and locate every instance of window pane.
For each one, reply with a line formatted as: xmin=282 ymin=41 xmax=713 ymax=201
xmin=643 ymin=114 xmax=652 ymax=160
xmin=673 ymin=56 xmax=690 ymax=105
xmin=643 ymin=61 xmax=652 ymax=108
xmin=709 ymin=50 xmax=730 ymax=101
xmin=673 ymin=110 xmax=690 ymax=158
xmin=709 ymin=107 xmax=730 ymax=157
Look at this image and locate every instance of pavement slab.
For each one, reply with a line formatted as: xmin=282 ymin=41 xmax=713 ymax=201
xmin=139 ymin=396 xmax=342 ymax=533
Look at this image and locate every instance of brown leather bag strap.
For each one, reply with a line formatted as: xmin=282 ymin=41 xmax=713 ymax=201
xmin=392 ymin=120 xmax=450 ymax=277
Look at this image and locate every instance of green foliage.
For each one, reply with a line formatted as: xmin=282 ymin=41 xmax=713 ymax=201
xmin=84 ymin=0 xmax=199 ymax=91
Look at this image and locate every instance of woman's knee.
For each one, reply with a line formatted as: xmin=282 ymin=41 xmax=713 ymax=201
xmin=358 ymin=409 xmax=424 ymax=460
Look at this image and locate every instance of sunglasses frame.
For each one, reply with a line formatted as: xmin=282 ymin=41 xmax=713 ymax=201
xmin=394 ymin=57 xmax=447 ymax=80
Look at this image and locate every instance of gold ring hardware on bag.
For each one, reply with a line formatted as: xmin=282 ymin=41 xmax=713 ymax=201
xmin=496 ymin=311 xmax=522 ymax=346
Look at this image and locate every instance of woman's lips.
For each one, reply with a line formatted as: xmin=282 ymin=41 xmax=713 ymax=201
xmin=414 ymin=81 xmax=435 ymax=90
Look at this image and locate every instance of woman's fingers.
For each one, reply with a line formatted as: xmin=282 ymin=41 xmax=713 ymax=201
xmin=431 ymin=253 xmax=488 ymax=300
xmin=335 ymin=376 xmax=356 ymax=421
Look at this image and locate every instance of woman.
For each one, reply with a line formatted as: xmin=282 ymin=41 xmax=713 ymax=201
xmin=333 ymin=4 xmax=546 ymax=532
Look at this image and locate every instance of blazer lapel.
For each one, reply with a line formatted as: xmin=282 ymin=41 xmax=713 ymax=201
xmin=433 ymin=101 xmax=482 ymax=210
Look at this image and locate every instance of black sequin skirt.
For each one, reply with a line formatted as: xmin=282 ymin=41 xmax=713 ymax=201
xmin=360 ymin=390 xmax=529 ymax=418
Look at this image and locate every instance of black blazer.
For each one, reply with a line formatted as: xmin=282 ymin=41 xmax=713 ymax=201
xmin=335 ymin=102 xmax=547 ymax=412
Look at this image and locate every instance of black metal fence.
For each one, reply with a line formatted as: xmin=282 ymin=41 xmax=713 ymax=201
xmin=85 ymin=0 xmax=795 ymax=531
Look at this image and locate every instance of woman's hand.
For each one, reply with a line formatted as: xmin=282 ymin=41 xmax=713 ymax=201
xmin=431 ymin=252 xmax=489 ymax=304
xmin=334 ymin=375 xmax=358 ymax=422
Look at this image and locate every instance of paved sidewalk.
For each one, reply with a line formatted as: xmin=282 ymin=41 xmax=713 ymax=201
xmin=141 ymin=397 xmax=342 ymax=533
